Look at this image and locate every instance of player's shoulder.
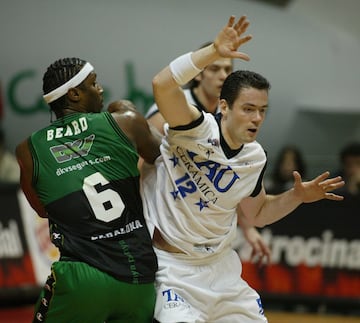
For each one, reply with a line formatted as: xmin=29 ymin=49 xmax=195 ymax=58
xmin=108 ymin=100 xmax=144 ymax=125
xmin=244 ymin=141 xmax=267 ymax=159
xmin=108 ymin=100 xmax=137 ymax=114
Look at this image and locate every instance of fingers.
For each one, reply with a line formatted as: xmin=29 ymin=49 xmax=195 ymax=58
xmin=238 ymin=34 xmax=253 ymax=46
xmin=318 ymin=175 xmax=345 ymax=193
xmin=325 ymin=192 xmax=344 ymax=201
xmin=227 ymin=15 xmax=236 ymax=27
xmin=320 ymin=180 xmax=345 ymax=192
xmin=227 ymin=15 xmax=250 ymax=35
xmin=301 ymin=171 xmax=343 ymax=191
xmin=320 ymin=176 xmax=344 ymax=186
xmin=259 ymin=242 xmax=271 ymax=265
xmin=234 ymin=15 xmax=249 ymax=31
xmin=233 ymin=15 xmax=247 ymax=28
xmin=292 ymin=170 xmax=302 ymax=184
xmin=217 ymin=15 xmax=252 ymax=61
xmin=314 ymin=173 xmax=345 ymax=201
xmin=232 ymin=51 xmax=251 ymax=62
xmin=251 ymin=251 xmax=270 ymax=267
xmin=250 ymin=240 xmax=271 ymax=266
xmin=314 ymin=171 xmax=331 ymax=183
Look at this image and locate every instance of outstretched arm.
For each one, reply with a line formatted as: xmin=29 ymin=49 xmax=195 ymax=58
xmin=240 ymin=171 xmax=345 ymax=228
xmin=152 ymin=15 xmax=252 ymax=128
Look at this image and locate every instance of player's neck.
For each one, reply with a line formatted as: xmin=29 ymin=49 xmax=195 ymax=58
xmin=62 ymin=105 xmax=87 ymax=115
xmin=220 ymin=119 xmax=244 ymax=150
xmin=193 ymin=87 xmax=218 ymax=114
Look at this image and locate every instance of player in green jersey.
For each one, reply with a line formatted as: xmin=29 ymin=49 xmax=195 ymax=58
xmin=16 ymin=57 xmax=161 ymax=323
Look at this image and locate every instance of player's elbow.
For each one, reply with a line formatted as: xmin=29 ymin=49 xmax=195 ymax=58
xmin=253 ymin=219 xmax=267 ymax=228
xmin=152 ymin=67 xmax=177 ymax=94
xmin=152 ymin=73 xmax=163 ymax=93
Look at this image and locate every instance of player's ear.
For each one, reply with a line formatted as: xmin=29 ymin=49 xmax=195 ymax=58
xmin=194 ymin=73 xmax=202 ymax=82
xmin=67 ymin=88 xmax=81 ymax=102
xmin=219 ymin=99 xmax=229 ymax=116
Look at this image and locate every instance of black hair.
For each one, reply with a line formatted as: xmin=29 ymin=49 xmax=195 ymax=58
xmin=272 ymin=145 xmax=307 ymax=183
xmin=340 ymin=142 xmax=360 ymax=163
xmin=42 ymin=57 xmax=87 ymax=114
xmin=220 ymin=70 xmax=270 ymax=108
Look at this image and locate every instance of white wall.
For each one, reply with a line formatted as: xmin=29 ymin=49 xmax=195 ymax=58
xmin=1 ymin=0 xmax=359 ymax=176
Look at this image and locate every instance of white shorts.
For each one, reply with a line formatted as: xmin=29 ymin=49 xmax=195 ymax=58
xmin=154 ymin=247 xmax=268 ymax=323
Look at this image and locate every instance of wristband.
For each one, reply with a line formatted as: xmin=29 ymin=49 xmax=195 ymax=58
xmin=169 ymin=52 xmax=203 ymax=86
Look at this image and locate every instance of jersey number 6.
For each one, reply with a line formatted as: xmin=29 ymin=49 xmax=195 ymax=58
xmin=83 ymin=172 xmax=125 ymax=222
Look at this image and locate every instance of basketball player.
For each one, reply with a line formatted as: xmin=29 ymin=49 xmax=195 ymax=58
xmin=146 ymin=42 xmax=271 ymax=265
xmin=141 ymin=15 xmax=345 ymax=322
xmin=16 ymin=58 xmax=161 ymax=322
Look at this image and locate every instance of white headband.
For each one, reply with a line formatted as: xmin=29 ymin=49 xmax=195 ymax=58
xmin=43 ymin=62 xmax=94 ymax=103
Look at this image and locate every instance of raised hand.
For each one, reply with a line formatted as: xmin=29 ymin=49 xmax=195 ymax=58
xmin=214 ymin=15 xmax=252 ymax=61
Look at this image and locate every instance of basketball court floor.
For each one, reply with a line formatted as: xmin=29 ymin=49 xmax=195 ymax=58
xmin=1 ymin=306 xmax=359 ymax=323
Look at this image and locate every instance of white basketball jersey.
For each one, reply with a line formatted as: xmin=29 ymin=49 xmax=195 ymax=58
xmin=142 ymin=112 xmax=266 ymax=258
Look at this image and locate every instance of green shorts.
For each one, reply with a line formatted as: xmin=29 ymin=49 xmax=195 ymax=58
xmin=33 ymin=260 xmax=156 ymax=323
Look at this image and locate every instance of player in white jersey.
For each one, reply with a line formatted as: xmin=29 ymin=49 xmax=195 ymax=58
xmin=146 ymin=44 xmax=271 ymax=265
xmin=142 ymin=15 xmax=345 ymax=322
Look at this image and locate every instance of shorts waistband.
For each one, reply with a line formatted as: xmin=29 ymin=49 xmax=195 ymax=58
xmin=154 ymin=246 xmax=234 ymax=266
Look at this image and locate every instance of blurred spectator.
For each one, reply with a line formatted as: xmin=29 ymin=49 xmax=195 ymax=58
xmin=265 ymin=145 xmax=307 ymax=194
xmin=334 ymin=142 xmax=360 ymax=198
xmin=0 ymin=128 xmax=20 ymax=183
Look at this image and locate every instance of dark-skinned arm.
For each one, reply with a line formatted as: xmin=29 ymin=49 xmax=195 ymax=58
xmin=108 ymin=100 xmax=161 ymax=164
xmin=15 ymin=140 xmax=47 ymax=218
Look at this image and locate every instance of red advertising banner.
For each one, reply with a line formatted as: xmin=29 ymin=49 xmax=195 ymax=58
xmin=0 ymin=184 xmax=59 ymax=300
xmin=236 ymin=197 xmax=360 ymax=305
xmin=0 ymin=184 xmax=36 ymax=288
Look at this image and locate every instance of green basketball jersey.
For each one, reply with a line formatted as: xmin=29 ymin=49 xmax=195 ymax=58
xmin=29 ymin=112 xmax=157 ymax=284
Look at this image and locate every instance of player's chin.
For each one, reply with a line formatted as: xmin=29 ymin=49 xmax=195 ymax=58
xmin=246 ymin=131 xmax=258 ymax=141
